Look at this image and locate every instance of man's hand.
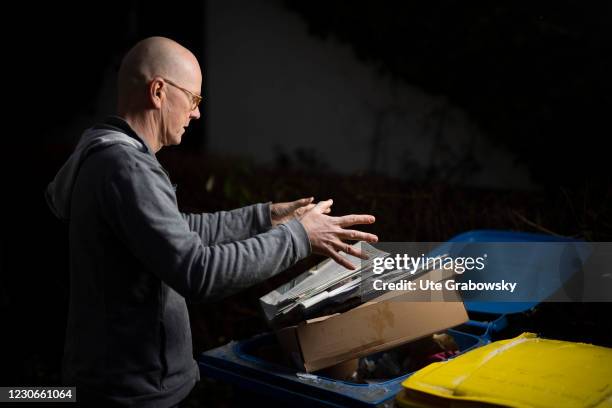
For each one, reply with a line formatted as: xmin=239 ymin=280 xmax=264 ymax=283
xmin=299 ymin=199 xmax=378 ymax=270
xmin=271 ymin=197 xmax=329 ymax=226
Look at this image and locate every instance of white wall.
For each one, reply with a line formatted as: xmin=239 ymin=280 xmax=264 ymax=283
xmin=205 ymin=0 xmax=534 ymax=189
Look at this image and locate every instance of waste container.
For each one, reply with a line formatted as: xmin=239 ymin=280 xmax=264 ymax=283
xmin=198 ymin=230 xmax=582 ymax=407
xmin=199 ymin=328 xmax=484 ymax=407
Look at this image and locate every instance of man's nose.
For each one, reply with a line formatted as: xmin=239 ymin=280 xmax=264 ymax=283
xmin=190 ymin=106 xmax=201 ymax=120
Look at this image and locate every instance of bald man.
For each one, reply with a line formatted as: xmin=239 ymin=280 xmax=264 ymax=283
xmin=46 ymin=37 xmax=377 ymax=407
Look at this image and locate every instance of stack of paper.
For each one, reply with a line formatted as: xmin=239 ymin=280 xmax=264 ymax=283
xmin=260 ymin=242 xmax=448 ymax=328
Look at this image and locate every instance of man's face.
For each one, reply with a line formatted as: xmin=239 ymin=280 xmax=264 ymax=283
xmin=161 ymin=74 xmax=202 ymax=146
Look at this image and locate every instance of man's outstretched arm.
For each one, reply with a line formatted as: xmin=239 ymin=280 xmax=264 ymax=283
xmin=104 ymin=152 xmax=377 ymax=301
xmin=181 ymin=203 xmax=273 ymax=245
xmin=181 ymin=197 xmax=318 ymax=245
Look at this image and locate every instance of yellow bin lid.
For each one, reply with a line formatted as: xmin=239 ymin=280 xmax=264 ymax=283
xmin=397 ymin=332 xmax=612 ymax=408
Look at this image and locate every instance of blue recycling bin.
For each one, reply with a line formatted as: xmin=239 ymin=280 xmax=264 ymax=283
xmin=440 ymin=229 xmax=585 ymax=340
xmin=199 ymin=329 xmax=484 ymax=407
xmin=198 ymin=230 xmax=582 ymax=407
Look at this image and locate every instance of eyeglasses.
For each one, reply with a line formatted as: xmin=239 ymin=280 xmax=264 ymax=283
xmin=162 ymin=77 xmax=203 ymax=111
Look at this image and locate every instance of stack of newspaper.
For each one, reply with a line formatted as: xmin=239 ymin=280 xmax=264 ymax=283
xmin=259 ymin=242 xmax=446 ymax=328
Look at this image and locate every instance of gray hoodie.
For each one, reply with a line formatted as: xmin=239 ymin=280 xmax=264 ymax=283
xmin=46 ymin=117 xmax=311 ymax=407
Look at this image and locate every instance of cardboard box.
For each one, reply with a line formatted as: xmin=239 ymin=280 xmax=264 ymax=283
xmin=275 ymin=268 xmax=468 ymax=372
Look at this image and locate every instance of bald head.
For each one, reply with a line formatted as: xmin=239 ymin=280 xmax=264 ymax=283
xmin=117 ymin=36 xmax=201 ymax=108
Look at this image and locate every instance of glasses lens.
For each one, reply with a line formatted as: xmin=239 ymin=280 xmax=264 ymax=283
xmin=193 ymin=96 xmax=201 ymax=110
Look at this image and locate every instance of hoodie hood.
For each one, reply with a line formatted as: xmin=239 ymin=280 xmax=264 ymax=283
xmin=46 ymin=127 xmax=147 ymax=221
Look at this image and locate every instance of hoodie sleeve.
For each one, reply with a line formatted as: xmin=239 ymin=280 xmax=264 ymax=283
xmin=181 ymin=203 xmax=272 ymax=246
xmin=101 ymin=151 xmax=311 ymax=302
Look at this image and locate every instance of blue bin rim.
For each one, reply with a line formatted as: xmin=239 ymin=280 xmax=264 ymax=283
xmin=448 ymin=229 xmax=581 ymax=243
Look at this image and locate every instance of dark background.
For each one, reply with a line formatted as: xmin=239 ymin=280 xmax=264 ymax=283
xmin=2 ymin=1 xmax=611 ymax=406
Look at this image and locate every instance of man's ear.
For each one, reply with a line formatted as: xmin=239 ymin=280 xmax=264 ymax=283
xmin=149 ymin=78 xmax=164 ymax=109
